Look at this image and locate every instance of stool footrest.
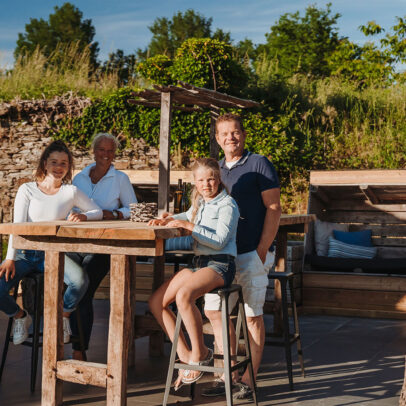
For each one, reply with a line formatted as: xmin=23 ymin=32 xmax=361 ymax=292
xmin=174 ymin=359 xmax=251 ymax=374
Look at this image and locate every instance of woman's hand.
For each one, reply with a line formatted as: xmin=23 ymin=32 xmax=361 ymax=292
xmin=0 ymin=260 xmax=16 ymax=282
xmin=148 ymin=216 xmax=173 ymax=226
xmin=102 ymin=210 xmax=122 ymax=220
xmin=165 ymin=219 xmax=194 ymax=234
xmin=67 ymin=212 xmax=87 ymax=222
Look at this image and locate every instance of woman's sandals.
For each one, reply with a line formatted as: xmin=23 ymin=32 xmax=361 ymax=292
xmin=174 ymin=348 xmax=214 ymax=391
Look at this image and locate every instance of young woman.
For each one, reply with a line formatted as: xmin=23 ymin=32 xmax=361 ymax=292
xmin=0 ymin=140 xmax=103 ymax=346
xmin=148 ymin=158 xmax=239 ymax=389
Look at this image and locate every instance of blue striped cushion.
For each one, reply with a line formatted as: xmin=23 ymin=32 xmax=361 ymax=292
xmin=327 ymin=236 xmax=377 ymax=259
xmin=165 ymin=236 xmax=193 ymax=251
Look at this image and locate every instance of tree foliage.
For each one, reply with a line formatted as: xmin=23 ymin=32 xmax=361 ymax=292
xmin=138 ymin=9 xmax=231 ymax=59
xmin=329 ymin=17 xmax=406 ymax=85
xmin=15 ymin=2 xmax=99 ymax=67
xmin=171 ymin=38 xmax=247 ymax=93
xmin=136 ymin=38 xmax=248 ymax=94
xmin=261 ymin=3 xmax=341 ymax=76
xmin=102 ymin=50 xmax=137 ymax=85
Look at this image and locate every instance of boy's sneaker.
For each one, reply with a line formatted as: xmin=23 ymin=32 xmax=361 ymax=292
xmin=233 ymin=381 xmax=254 ymax=401
xmin=63 ymin=317 xmax=72 ymax=344
xmin=12 ymin=312 xmax=32 ymax=345
xmin=201 ymin=378 xmax=226 ymax=397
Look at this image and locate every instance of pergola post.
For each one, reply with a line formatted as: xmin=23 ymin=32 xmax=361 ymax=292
xmin=209 ymin=109 xmax=220 ymax=160
xmin=158 ymin=92 xmax=172 ymax=215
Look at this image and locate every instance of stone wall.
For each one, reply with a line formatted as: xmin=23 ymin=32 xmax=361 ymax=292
xmin=0 ymin=96 xmax=159 ymax=223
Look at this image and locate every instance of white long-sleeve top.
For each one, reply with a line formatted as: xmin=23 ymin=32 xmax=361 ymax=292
xmin=6 ymin=182 xmax=103 ymax=260
xmin=73 ymin=164 xmax=137 ymax=219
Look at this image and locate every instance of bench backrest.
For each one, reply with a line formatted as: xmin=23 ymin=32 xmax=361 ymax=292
xmin=72 ymin=169 xmax=194 ymax=185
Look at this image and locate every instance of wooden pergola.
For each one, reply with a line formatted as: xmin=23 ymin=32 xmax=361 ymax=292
xmin=128 ymin=81 xmax=260 ymax=213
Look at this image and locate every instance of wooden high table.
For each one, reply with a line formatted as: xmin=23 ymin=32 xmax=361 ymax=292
xmin=273 ymin=214 xmax=316 ymax=334
xmin=0 ymin=220 xmax=180 ymax=406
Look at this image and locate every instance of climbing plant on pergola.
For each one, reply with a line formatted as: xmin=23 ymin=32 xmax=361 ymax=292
xmin=128 ymin=81 xmax=260 ymax=213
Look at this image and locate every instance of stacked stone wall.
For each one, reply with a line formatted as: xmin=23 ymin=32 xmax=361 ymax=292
xmin=0 ymin=96 xmax=159 ymax=223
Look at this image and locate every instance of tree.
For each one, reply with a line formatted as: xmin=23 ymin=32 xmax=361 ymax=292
xmin=15 ymin=2 xmax=99 ymax=67
xmin=328 ymin=17 xmax=406 ymax=85
xmin=262 ymin=3 xmax=341 ymax=76
xmin=171 ymin=38 xmax=248 ymax=94
xmin=138 ymin=9 xmax=231 ymax=59
xmin=102 ymin=50 xmax=137 ymax=85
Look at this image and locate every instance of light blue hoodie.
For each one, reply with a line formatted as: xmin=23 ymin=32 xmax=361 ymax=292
xmin=173 ymin=189 xmax=239 ymax=257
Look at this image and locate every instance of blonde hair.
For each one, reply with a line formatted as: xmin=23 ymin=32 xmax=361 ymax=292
xmin=190 ymin=158 xmax=226 ymax=222
xmin=35 ymin=140 xmax=74 ymax=183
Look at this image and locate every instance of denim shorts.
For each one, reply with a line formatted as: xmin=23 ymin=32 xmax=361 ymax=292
xmin=192 ymin=254 xmax=236 ymax=287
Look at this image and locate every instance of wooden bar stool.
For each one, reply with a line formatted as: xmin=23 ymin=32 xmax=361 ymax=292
xmin=265 ymin=271 xmax=305 ymax=390
xmin=0 ymin=272 xmax=86 ymax=392
xmin=162 ymin=284 xmax=258 ymax=406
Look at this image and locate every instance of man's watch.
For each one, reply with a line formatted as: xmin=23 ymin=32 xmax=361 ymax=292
xmin=112 ymin=210 xmax=119 ymax=219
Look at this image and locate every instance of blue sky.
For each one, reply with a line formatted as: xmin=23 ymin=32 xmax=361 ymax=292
xmin=1 ymin=0 xmax=405 ymax=67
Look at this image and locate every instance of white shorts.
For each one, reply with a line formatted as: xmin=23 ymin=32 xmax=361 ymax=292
xmin=204 ymin=250 xmax=275 ymax=317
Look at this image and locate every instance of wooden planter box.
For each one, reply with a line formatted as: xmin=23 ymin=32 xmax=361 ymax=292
xmin=303 ymin=170 xmax=406 ymax=319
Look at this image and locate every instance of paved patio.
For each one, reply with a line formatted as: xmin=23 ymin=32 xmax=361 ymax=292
xmin=0 ymin=299 xmax=404 ymax=405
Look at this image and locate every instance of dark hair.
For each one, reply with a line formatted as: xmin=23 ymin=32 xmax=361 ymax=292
xmin=215 ymin=113 xmax=245 ymax=133
xmin=190 ymin=157 xmax=226 ymax=222
xmin=35 ymin=140 xmax=74 ymax=183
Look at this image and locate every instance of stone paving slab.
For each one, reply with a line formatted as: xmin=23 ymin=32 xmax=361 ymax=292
xmin=0 ymin=300 xmax=404 ymax=405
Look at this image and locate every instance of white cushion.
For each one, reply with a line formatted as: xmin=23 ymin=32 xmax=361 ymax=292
xmin=314 ymin=219 xmax=348 ymax=256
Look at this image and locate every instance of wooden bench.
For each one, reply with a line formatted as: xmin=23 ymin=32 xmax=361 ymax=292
xmin=303 ymin=170 xmax=406 ymax=319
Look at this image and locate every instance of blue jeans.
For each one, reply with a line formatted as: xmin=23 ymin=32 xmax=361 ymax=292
xmin=0 ymin=250 xmax=89 ymax=317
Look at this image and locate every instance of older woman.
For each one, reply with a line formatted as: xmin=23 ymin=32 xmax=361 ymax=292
xmin=69 ymin=133 xmax=137 ymax=360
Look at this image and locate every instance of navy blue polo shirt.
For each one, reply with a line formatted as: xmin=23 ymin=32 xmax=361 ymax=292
xmin=219 ymin=150 xmax=279 ymax=255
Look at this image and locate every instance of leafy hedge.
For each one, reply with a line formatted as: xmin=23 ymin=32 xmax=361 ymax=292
xmin=53 ymin=86 xmax=321 ymax=186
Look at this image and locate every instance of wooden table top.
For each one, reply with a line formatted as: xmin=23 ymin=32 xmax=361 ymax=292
xmin=0 ymin=214 xmax=315 ymax=240
xmin=279 ymin=214 xmax=315 ymax=225
xmin=0 ymin=220 xmax=181 ymax=240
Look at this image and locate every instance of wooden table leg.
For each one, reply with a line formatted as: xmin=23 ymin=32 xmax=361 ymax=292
xmin=149 ymin=253 xmax=165 ymax=357
xmin=274 ymin=230 xmax=287 ymax=335
xmin=107 ymin=254 xmax=130 ymax=406
xmin=128 ymin=256 xmax=137 ymax=367
xmin=42 ymin=251 xmax=64 ymax=406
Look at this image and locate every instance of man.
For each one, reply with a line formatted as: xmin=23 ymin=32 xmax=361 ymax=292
xmin=203 ymin=113 xmax=281 ymax=400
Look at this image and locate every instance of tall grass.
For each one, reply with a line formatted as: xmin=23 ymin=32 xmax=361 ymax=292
xmin=0 ymin=43 xmax=129 ymax=101
xmin=253 ymin=54 xmax=406 ymax=171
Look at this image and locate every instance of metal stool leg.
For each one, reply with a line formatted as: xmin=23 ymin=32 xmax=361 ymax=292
xmin=221 ymin=294 xmax=233 ymax=406
xmin=238 ymin=290 xmax=258 ymax=405
xmin=163 ymin=311 xmax=182 ymax=406
xmin=0 ymin=287 xmax=18 ymax=382
xmin=30 ymin=275 xmax=42 ymax=392
xmin=280 ymin=278 xmax=294 ymax=390
xmin=289 ymin=277 xmax=305 ymax=378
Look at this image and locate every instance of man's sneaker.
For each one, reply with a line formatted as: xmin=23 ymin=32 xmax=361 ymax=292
xmin=202 ymin=378 xmax=226 ymax=397
xmin=233 ymin=381 xmax=254 ymax=401
xmin=12 ymin=312 xmax=32 ymax=345
xmin=63 ymin=317 xmax=72 ymax=344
